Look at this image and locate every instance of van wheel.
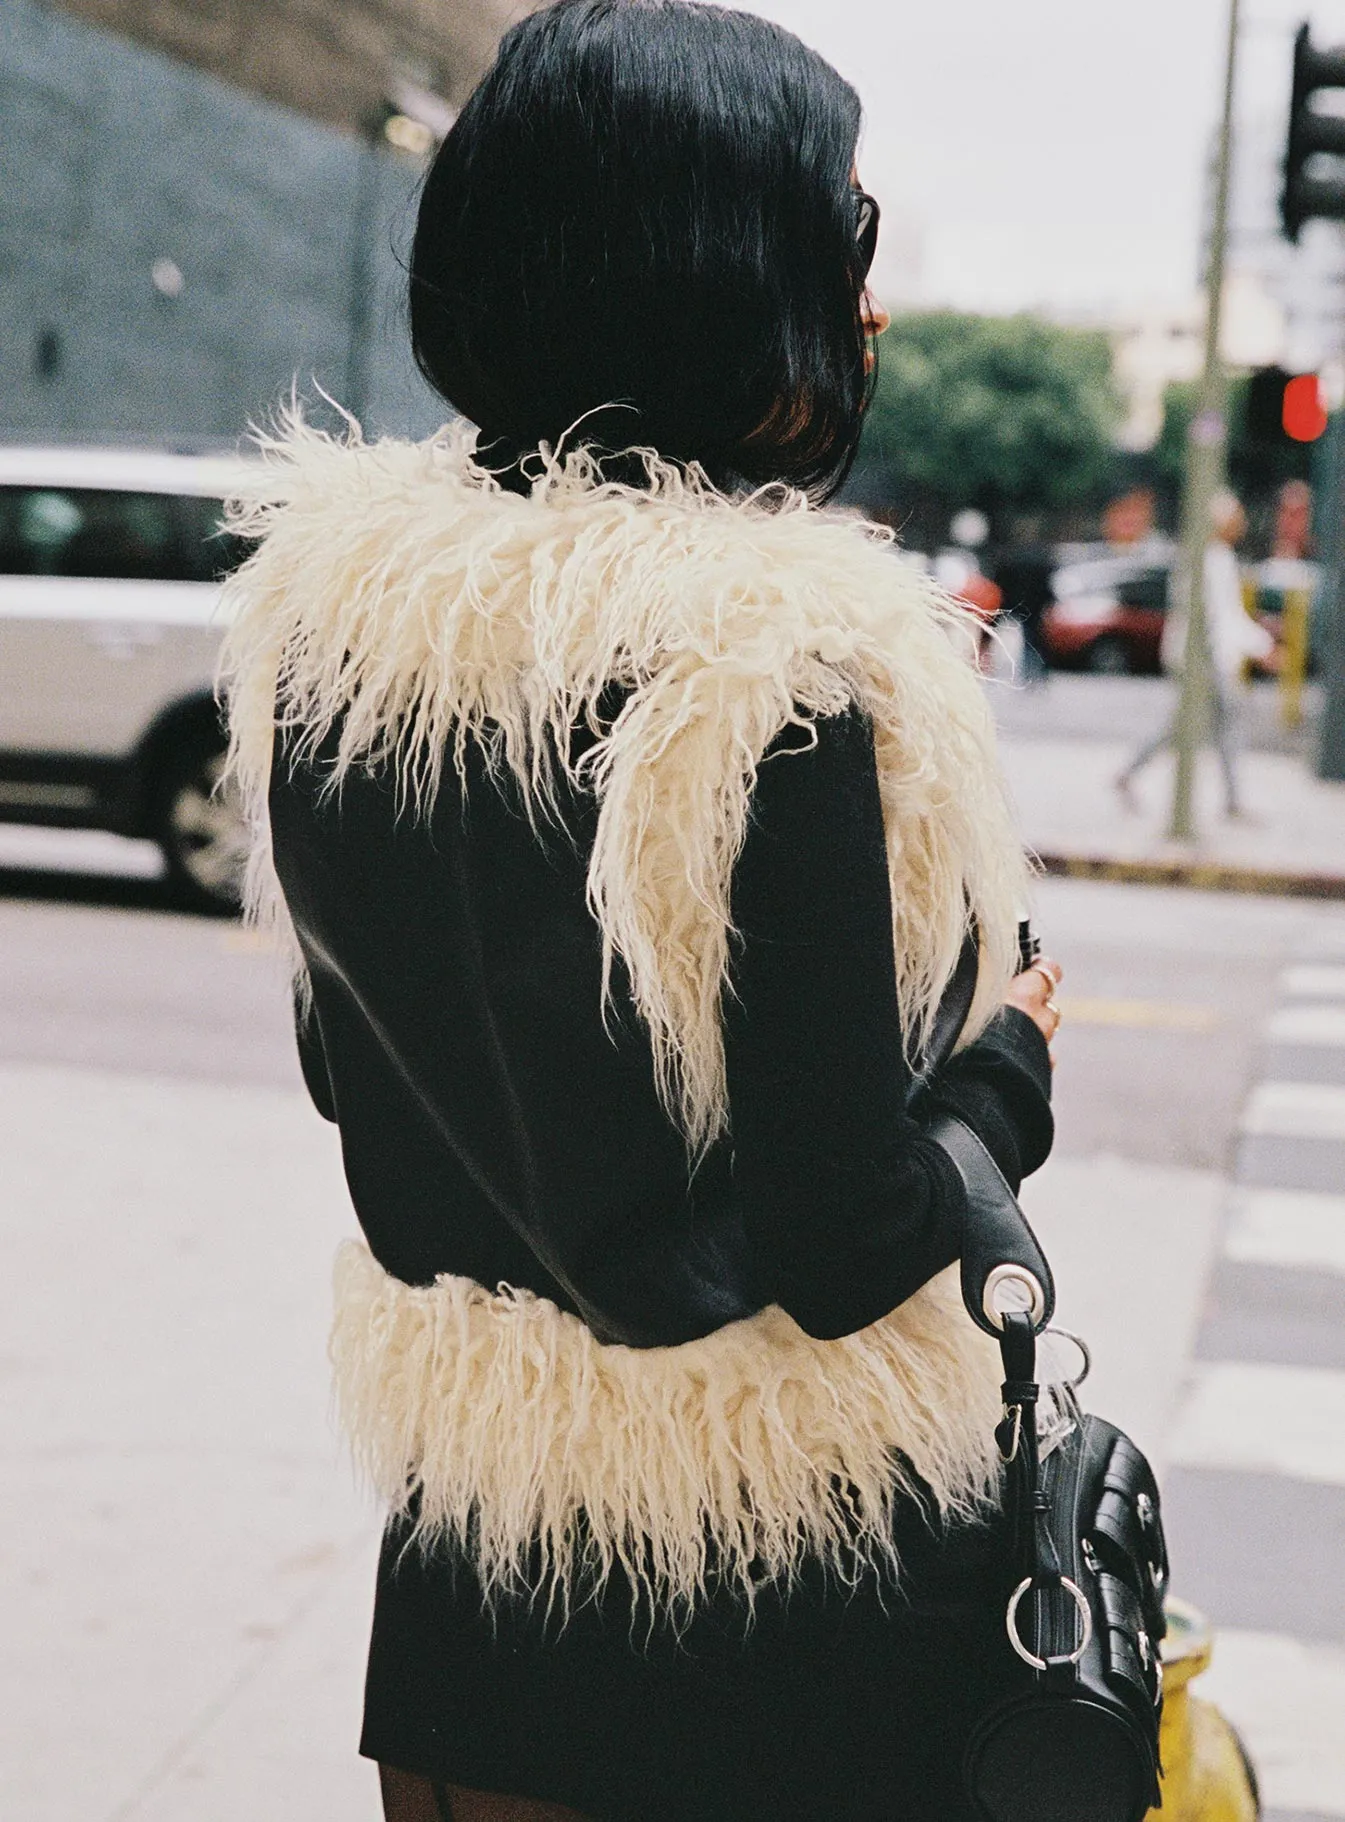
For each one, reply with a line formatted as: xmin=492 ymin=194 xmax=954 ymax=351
xmin=153 ymin=730 xmax=248 ymax=914
xmin=1085 ymin=635 xmax=1130 ymax=675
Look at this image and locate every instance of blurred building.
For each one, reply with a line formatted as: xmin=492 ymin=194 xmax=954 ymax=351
xmin=1108 ymin=306 xmax=1203 ymax=454
xmin=1107 ymin=268 xmax=1289 ymax=456
xmin=1226 ymin=111 xmax=1345 ymax=376
xmin=1 ymin=0 xmax=535 ymax=446
xmin=51 ymin=0 xmax=527 ymax=131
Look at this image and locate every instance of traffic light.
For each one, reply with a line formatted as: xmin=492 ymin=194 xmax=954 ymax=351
xmin=1282 ymin=24 xmax=1345 ymax=242
xmin=1245 ymin=366 xmax=1329 ymax=448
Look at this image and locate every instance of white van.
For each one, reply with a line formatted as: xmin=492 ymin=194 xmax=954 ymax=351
xmin=0 ymin=446 xmax=254 ymax=910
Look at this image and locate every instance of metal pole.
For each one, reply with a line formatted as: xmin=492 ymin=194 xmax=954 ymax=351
xmin=1320 ymin=403 xmax=1345 ymax=777
xmin=1170 ymin=0 xmax=1241 ymax=842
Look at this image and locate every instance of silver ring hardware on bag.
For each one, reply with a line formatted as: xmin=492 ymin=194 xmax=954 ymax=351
xmin=1005 ymin=1575 xmax=1093 ymax=1672
xmin=1134 ymin=1490 xmax=1165 ymax=1591
xmin=1044 ymin=1326 xmax=1091 ymax=1389
xmin=997 ymin=1401 xmax=1024 ymax=1463
xmin=982 ymin=1262 xmax=1048 ymax=1333
xmin=1033 ymin=1327 xmax=1090 ymax=1460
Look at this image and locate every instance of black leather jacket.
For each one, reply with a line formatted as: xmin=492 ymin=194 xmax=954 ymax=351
xmin=272 ymin=706 xmax=1053 ymax=1349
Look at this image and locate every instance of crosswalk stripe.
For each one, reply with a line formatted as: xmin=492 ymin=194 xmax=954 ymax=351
xmin=1225 ymin=1188 xmax=1345 ymax=1278
xmin=1167 ymin=1362 xmax=1345 ymax=1486
xmin=1195 ymin=1629 xmax=1345 ymax=1815
xmin=1242 ymin=1082 xmax=1345 ymax=1142
xmin=1267 ymin=1006 xmax=1345 ymax=1048
xmin=1189 ymin=952 xmax=1345 ymax=1820
xmin=1283 ymin=965 xmax=1345 ymax=1000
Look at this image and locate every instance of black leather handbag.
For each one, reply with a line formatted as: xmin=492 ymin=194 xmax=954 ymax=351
xmin=916 ymin=930 xmax=1169 ymax=1822
xmin=932 ymin=1113 xmax=1168 ymax=1822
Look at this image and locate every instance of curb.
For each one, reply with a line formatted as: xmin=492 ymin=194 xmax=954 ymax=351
xmin=1035 ymin=852 xmax=1345 ymax=901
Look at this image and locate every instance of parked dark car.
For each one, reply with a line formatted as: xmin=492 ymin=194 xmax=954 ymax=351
xmin=1040 ymin=555 xmax=1170 ymax=675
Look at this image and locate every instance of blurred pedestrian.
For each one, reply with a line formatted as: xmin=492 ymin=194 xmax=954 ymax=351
xmin=936 ymin=512 xmax=1002 ymax=670
xmin=1102 ymin=485 xmax=1158 ymax=552
xmin=992 ymin=542 xmax=1055 ymax=683
xmin=222 ymin=4 xmax=1059 ymax=1818
xmin=1272 ymin=478 xmax=1313 ymax=560
xmin=1116 ymin=489 xmax=1276 ymax=817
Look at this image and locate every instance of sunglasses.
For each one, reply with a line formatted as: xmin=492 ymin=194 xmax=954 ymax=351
xmin=853 ymin=189 xmax=880 ymax=279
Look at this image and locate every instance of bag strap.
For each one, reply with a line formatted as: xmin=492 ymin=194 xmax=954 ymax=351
xmin=912 ymin=915 xmax=1055 ymax=1336
xmin=928 ymin=1125 xmax=1085 ymax=1677
xmin=916 ymin=933 xmax=1091 ymax=1681
xmin=926 ymin=1112 xmax=1056 ymax=1338
xmin=997 ymin=1309 xmax=1081 ymax=1683
xmin=909 ymin=923 xmax=982 ymax=1096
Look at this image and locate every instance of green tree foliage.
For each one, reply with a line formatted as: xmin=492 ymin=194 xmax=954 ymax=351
xmin=859 ymin=311 xmax=1122 ymax=524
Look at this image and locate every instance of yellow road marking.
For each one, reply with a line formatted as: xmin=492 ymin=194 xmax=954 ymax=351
xmin=219 ymin=926 xmax=278 ymax=955
xmin=1061 ymin=997 xmax=1220 ymax=1032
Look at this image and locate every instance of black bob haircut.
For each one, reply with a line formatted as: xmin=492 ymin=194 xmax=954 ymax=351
xmin=409 ymin=0 xmax=872 ymax=499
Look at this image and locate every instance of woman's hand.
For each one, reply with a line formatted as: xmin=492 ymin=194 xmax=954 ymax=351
xmin=1004 ymin=955 xmax=1063 ymax=1057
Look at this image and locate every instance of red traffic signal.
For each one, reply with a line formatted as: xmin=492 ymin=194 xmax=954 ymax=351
xmin=1283 ymin=372 xmax=1329 ymax=442
xmin=1246 ymin=366 xmax=1329 ymax=447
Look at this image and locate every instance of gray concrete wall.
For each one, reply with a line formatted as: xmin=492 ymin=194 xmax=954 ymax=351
xmin=1 ymin=0 xmax=445 ymax=445
xmin=53 ymin=0 xmax=533 ymax=131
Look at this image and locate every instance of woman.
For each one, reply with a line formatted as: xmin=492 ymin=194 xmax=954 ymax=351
xmin=222 ymin=4 xmax=1062 ymax=1817
xmin=1116 ymin=489 xmax=1276 ymax=818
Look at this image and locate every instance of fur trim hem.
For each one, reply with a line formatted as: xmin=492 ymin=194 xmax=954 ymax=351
xmin=330 ymin=1240 xmax=1003 ymax=1614
xmin=220 ymin=418 xmax=1028 ymax=1149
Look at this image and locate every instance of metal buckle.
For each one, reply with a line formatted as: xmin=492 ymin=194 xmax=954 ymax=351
xmin=982 ymin=1263 xmax=1047 ymax=1332
xmin=1005 ymin=1575 xmax=1093 ymax=1671
xmin=998 ymin=1402 xmax=1024 ymax=1462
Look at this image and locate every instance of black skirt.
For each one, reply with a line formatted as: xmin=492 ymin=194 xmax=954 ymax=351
xmin=360 ymin=1494 xmax=1017 ymax=1822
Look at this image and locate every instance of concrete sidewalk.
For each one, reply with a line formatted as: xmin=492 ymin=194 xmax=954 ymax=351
xmin=0 ymin=1054 xmax=1226 ymax=1822
xmin=0 ymin=1061 xmax=383 ymax=1822
xmin=993 ymin=676 xmax=1345 ymax=894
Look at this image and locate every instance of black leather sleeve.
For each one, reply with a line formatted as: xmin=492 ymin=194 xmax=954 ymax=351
xmin=294 ymin=990 xmax=338 ymax=1124
xmin=923 ymin=1007 xmax=1054 ymax=1190
xmin=723 ymin=707 xmax=1052 ymax=1341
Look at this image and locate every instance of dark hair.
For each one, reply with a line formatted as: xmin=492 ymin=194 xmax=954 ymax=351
xmin=409 ymin=0 xmax=870 ymax=498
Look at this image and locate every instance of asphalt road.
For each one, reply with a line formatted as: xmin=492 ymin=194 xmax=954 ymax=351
xmin=1 ymin=853 xmax=1339 ymax=1169
xmin=4 ymin=849 xmax=1345 ymax=1820
xmin=1035 ymin=874 xmax=1345 ymax=1171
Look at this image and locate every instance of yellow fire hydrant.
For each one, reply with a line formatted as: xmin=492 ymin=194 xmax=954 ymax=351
xmin=1147 ymin=1599 xmax=1259 ymax=1820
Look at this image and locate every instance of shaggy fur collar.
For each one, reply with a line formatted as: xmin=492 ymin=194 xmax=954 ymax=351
xmin=221 ymin=420 xmax=1026 ymax=1147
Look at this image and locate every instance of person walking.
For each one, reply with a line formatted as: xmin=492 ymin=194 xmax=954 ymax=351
xmin=1116 ymin=489 xmax=1275 ymax=816
xmin=991 ymin=542 xmax=1055 ymax=684
xmin=221 ymin=5 xmax=1061 ymax=1817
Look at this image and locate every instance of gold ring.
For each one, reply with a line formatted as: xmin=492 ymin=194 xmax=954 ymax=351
xmin=1029 ymin=963 xmax=1057 ymax=994
xmin=1046 ymin=998 xmax=1062 ymax=1020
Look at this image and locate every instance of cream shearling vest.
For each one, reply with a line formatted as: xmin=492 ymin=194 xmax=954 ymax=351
xmin=220 ymin=419 xmax=1029 ymax=1610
